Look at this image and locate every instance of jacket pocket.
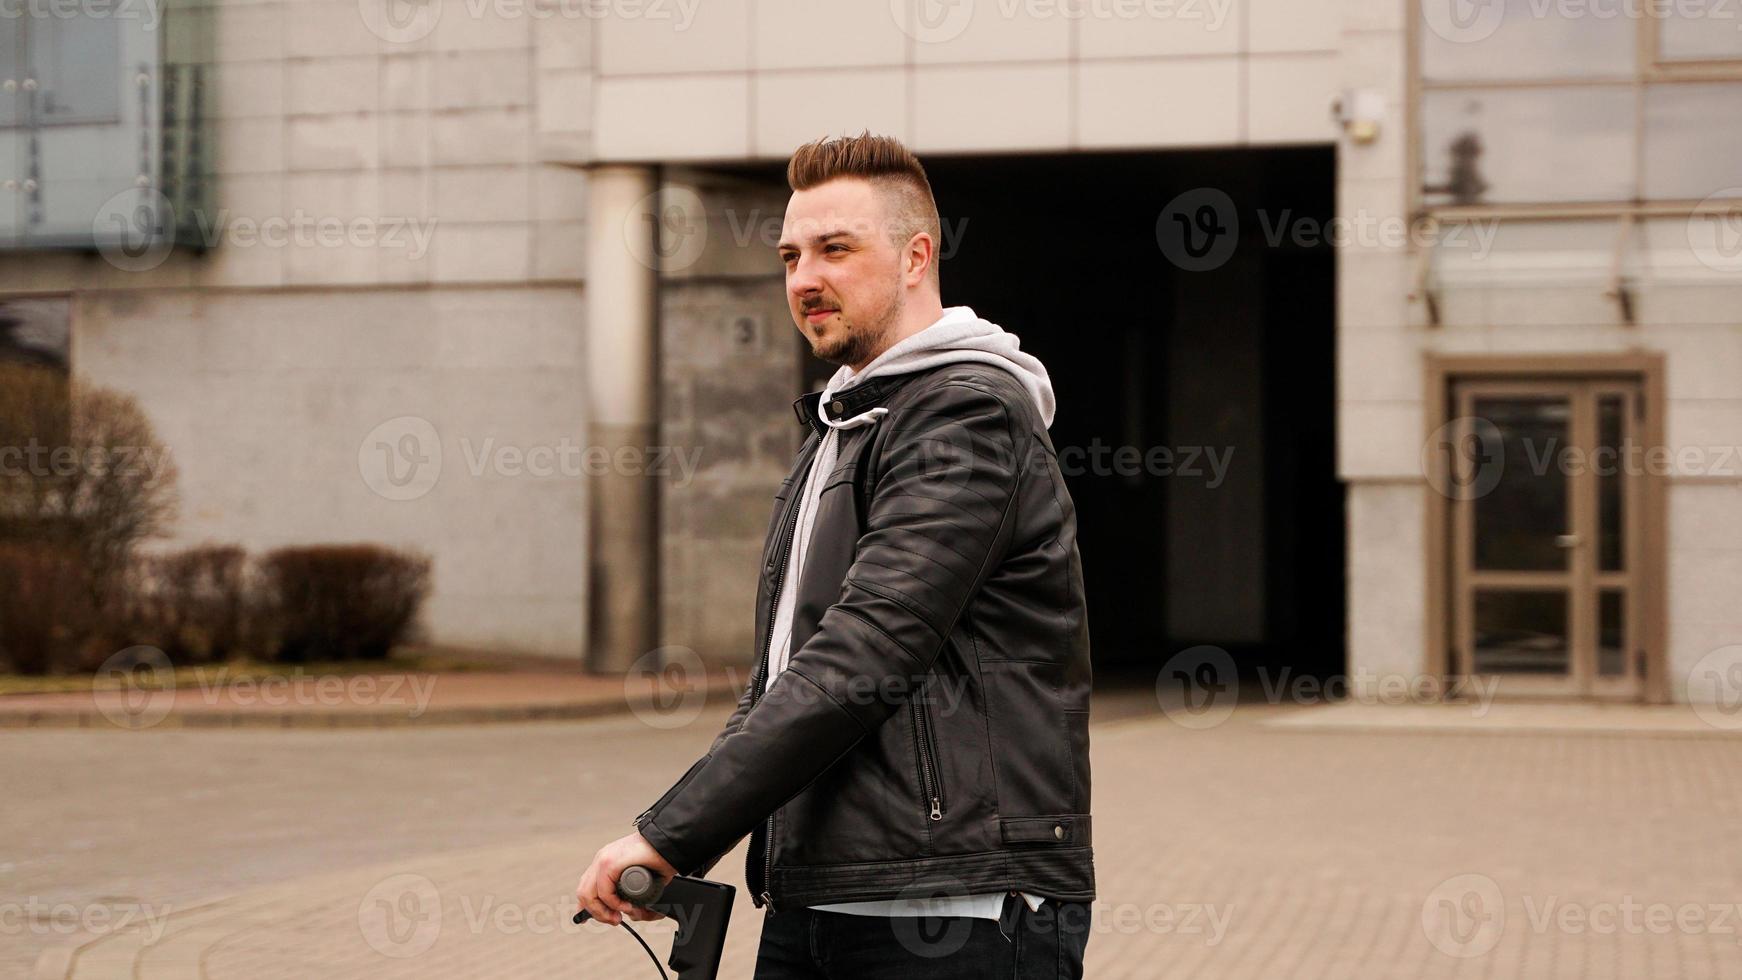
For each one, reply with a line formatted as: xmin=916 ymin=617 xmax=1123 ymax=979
xmin=911 ymin=686 xmax=945 ymax=822
xmin=982 ymin=660 xmax=1074 ymax=817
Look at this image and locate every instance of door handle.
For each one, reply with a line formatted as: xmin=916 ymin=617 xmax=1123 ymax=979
xmin=1555 ymin=533 xmax=1582 ymax=548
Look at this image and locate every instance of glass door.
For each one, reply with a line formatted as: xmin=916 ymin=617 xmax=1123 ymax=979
xmin=1450 ymin=379 xmax=1644 ymax=699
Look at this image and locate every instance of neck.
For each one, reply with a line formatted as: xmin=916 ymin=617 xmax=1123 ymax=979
xmin=847 ymin=292 xmax=946 ymax=373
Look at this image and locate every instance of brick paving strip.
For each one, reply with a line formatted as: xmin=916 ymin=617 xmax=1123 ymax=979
xmin=22 ymin=706 xmax=1742 ymax=980
xmin=0 ymin=672 xmax=744 ymax=730
xmin=1262 ymin=701 xmax=1740 ymax=738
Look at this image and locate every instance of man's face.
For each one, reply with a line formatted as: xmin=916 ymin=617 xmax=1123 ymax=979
xmin=778 ymin=178 xmax=906 ymax=369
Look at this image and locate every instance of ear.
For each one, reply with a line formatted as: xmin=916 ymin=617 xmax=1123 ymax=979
xmin=904 ymin=231 xmax=936 ymax=288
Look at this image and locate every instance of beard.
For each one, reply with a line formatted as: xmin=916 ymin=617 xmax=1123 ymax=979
xmin=804 ymin=282 xmax=904 ymax=367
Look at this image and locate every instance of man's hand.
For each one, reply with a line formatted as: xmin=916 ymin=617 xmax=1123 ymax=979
xmin=576 ymin=831 xmax=679 ymax=926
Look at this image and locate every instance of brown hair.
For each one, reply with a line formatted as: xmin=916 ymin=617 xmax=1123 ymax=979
xmin=786 ymin=131 xmax=943 ymax=287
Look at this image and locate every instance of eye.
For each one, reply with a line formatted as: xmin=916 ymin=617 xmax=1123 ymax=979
xmin=825 ymin=244 xmax=848 ymax=254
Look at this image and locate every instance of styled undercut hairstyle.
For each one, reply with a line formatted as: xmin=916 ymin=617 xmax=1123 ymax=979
xmin=786 ymin=131 xmax=944 ymax=288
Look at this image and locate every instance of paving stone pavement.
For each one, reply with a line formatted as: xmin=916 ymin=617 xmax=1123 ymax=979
xmin=9 ymin=700 xmax=1742 ymax=979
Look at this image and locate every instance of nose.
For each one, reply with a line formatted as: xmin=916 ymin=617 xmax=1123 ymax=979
xmin=787 ymin=252 xmax=825 ymax=300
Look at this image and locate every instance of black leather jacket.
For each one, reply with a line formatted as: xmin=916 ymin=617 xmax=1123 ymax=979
xmin=635 ymin=362 xmax=1095 ymax=912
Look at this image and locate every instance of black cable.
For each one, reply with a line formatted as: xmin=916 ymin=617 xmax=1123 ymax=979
xmin=619 ymin=920 xmax=669 ymax=980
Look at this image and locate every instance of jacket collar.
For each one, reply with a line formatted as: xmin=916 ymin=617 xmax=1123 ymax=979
xmin=791 ymin=374 xmax=909 ymax=439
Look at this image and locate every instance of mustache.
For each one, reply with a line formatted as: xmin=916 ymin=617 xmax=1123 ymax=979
xmin=800 ymin=299 xmax=839 ymax=313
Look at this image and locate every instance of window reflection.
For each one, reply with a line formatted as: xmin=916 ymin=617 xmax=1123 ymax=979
xmin=1421 ymin=87 xmax=1635 ymax=206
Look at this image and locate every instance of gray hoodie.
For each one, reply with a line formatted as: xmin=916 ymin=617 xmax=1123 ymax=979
xmin=764 ymin=305 xmax=1054 ymax=919
xmin=820 ymin=304 xmax=1056 ymax=431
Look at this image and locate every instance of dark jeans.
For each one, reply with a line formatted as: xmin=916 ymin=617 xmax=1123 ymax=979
xmin=751 ymin=894 xmax=1091 ymax=979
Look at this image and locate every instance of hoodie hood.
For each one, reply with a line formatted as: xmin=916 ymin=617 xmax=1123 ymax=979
xmin=820 ymin=306 xmax=1056 ymax=430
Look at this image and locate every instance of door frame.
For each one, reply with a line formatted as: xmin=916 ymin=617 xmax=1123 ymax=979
xmin=1423 ymin=353 xmax=1668 ymax=704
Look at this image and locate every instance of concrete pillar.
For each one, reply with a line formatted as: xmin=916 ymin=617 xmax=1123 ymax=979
xmin=584 ymin=165 xmax=660 ymax=673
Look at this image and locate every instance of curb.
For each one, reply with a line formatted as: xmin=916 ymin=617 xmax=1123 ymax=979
xmin=0 ymin=680 xmax=744 ymax=731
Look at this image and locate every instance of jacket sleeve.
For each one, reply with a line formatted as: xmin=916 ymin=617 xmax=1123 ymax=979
xmin=633 ymin=378 xmax=1029 ymax=876
xmin=628 ymin=674 xmax=757 ymax=878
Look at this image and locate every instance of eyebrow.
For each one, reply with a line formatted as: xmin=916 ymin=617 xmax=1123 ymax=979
xmin=776 ymin=230 xmax=859 ymax=252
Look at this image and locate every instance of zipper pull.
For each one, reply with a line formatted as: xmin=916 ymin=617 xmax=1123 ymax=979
xmin=929 ymin=798 xmax=942 ymax=821
xmin=760 ymin=891 xmax=777 ymax=913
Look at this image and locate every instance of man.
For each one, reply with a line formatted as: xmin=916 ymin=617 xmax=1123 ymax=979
xmin=577 ymin=132 xmax=1095 ymax=978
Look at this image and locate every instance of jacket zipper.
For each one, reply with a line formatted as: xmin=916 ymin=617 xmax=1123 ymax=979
xmin=913 ymin=681 xmax=945 ymax=821
xmin=749 ymin=472 xmax=807 ymax=912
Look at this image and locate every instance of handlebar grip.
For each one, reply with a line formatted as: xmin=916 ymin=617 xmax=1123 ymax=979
xmin=618 ymin=866 xmax=663 ymax=904
xmin=574 ymin=865 xmax=666 ymax=924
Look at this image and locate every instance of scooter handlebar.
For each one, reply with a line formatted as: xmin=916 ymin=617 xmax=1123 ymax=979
xmin=574 ymin=865 xmax=666 ymax=924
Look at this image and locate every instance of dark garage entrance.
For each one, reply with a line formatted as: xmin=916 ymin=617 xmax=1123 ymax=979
xmin=922 ymin=149 xmax=1344 ymax=684
xmin=699 ymin=147 xmax=1344 ymax=686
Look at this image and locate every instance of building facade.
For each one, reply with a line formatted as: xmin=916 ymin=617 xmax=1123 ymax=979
xmin=2 ymin=0 xmax=1738 ymax=705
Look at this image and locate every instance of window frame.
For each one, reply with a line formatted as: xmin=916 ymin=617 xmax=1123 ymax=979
xmin=1408 ymin=0 xmax=1742 ymax=223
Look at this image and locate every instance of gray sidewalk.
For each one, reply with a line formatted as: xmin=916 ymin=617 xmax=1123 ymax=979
xmin=11 ymin=700 xmax=1742 ymax=979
